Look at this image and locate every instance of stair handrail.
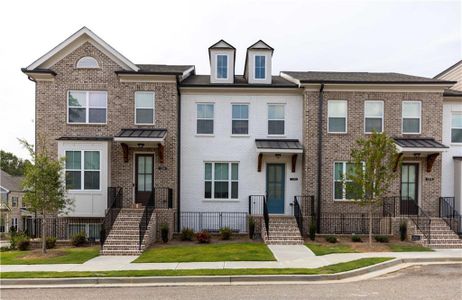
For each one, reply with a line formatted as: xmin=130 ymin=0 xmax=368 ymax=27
xmin=293 ymin=196 xmax=303 ymax=236
xmin=139 ymin=190 xmax=155 ymax=250
xmin=100 ymin=187 xmax=123 ymax=248
xmin=402 ymin=196 xmax=432 ymax=245
xmin=263 ymin=195 xmax=270 ymax=238
xmin=439 ymin=197 xmax=462 ymax=236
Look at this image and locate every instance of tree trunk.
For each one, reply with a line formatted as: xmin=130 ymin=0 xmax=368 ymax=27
xmin=368 ymin=204 xmax=373 ymax=246
xmin=41 ymin=214 xmax=47 ymax=254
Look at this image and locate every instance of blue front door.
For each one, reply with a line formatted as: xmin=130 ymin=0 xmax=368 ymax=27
xmin=266 ymin=164 xmax=285 ymax=214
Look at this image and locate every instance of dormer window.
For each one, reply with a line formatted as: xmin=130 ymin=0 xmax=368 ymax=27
xmin=76 ymin=56 xmax=99 ymax=69
xmin=255 ymin=55 xmax=266 ymax=79
xmin=216 ymin=55 xmax=228 ymax=79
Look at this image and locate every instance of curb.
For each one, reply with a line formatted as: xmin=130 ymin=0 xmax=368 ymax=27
xmin=1 ymin=257 xmax=461 ymax=287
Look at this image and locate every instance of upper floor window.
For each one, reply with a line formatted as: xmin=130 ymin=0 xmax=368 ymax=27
xmin=197 ymin=103 xmax=214 ymax=134
xmin=65 ymin=150 xmax=100 ymax=191
xmin=68 ymin=91 xmax=107 ymax=124
xmin=76 ymin=56 xmax=99 ymax=69
xmin=268 ymin=104 xmax=285 ymax=135
xmin=204 ymin=162 xmax=239 ymax=199
xmin=216 ymin=55 xmax=228 ymax=79
xmin=255 ymin=55 xmax=266 ymax=79
xmin=452 ymin=112 xmax=462 ymax=143
xmin=364 ymin=101 xmax=384 ymax=133
xmin=232 ymin=104 xmax=249 ymax=135
xmin=402 ymin=101 xmax=421 ymax=134
xmin=11 ymin=197 xmax=18 ymax=207
xmin=135 ymin=92 xmax=155 ymax=124
xmin=328 ymin=100 xmax=347 ymax=133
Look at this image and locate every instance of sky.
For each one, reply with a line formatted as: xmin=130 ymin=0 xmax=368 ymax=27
xmin=0 ymin=0 xmax=460 ymax=159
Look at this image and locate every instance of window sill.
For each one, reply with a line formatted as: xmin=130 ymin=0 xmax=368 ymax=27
xmin=195 ymin=134 xmax=215 ymax=137
xmin=67 ymin=123 xmax=107 ymax=126
xmin=333 ymin=199 xmax=360 ymax=203
xmin=203 ymin=199 xmax=240 ymax=203
xmin=450 ymin=143 xmax=462 ymax=146
xmin=231 ymin=134 xmax=250 ymax=138
xmin=327 ymin=132 xmax=348 ymax=135
xmin=267 ymin=135 xmax=286 ymax=138
xmin=66 ymin=190 xmax=103 ymax=193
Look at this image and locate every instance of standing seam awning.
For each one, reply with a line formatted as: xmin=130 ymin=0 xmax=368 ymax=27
xmin=393 ymin=138 xmax=448 ymax=153
xmin=255 ymin=139 xmax=303 ymax=153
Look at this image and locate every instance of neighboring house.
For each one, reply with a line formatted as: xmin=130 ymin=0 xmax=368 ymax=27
xmin=0 ymin=170 xmax=28 ymax=233
xmin=435 ymin=60 xmax=462 ymax=213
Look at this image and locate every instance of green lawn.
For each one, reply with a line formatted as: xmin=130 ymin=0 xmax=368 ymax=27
xmin=134 ymin=243 xmax=275 ymax=263
xmin=0 ymin=257 xmax=393 ymax=278
xmin=387 ymin=243 xmax=433 ymax=252
xmin=305 ymin=243 xmax=358 ymax=256
xmin=0 ymin=247 xmax=100 ymax=265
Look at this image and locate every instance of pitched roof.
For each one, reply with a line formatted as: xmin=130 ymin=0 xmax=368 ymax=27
xmin=209 ymin=40 xmax=236 ymax=50
xmin=0 ymin=170 xmax=24 ymax=192
xmin=281 ymin=71 xmax=456 ymax=84
xmin=444 ymin=89 xmax=462 ymax=97
xmin=434 ymin=60 xmax=462 ymax=79
xmin=255 ymin=139 xmax=303 ymax=150
xmin=116 ymin=64 xmax=195 ymax=75
xmin=180 ymin=75 xmax=297 ymax=88
xmin=115 ymin=128 xmax=167 ymax=139
xmin=393 ymin=138 xmax=448 ymax=149
xmin=247 ymin=40 xmax=274 ymax=52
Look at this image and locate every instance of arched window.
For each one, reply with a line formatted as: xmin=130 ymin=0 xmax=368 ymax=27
xmin=76 ymin=56 xmax=99 ymax=69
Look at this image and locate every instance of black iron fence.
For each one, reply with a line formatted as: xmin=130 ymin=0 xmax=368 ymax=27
xmin=439 ymin=197 xmax=461 ymax=236
xmin=101 ymin=187 xmax=123 ymax=246
xmin=152 ymin=188 xmax=174 ymax=209
xmin=248 ymin=195 xmax=265 ymax=215
xmin=295 ymin=195 xmax=316 ymax=216
xmin=180 ymin=212 xmax=248 ymax=233
xmin=317 ymin=213 xmax=391 ymax=235
xmin=293 ymin=196 xmax=303 ymax=235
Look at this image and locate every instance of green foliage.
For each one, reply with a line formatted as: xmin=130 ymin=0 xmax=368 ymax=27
xmin=0 ymin=150 xmax=31 ymax=176
xmin=325 ymin=235 xmax=337 ymax=243
xmin=309 ymin=221 xmax=316 ymax=241
xmin=160 ymin=223 xmax=169 ymax=243
xmin=305 ymin=243 xmax=358 ymax=255
xmin=248 ymin=217 xmax=255 ymax=239
xmin=399 ymin=221 xmax=407 ymax=241
xmin=374 ymin=235 xmax=389 ymax=243
xmin=9 ymin=228 xmax=18 ymax=249
xmin=351 ymin=235 xmax=362 ymax=242
xmin=71 ymin=232 xmax=87 ymax=247
xmin=196 ymin=230 xmax=211 ymax=243
xmin=46 ymin=237 xmax=57 ymax=249
xmin=180 ymin=228 xmax=194 ymax=241
xmin=219 ymin=227 xmax=232 ymax=240
xmin=15 ymin=233 xmax=30 ymax=251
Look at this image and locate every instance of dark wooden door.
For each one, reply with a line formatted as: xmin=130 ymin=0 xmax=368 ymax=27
xmin=135 ymin=154 xmax=154 ymax=206
xmin=400 ymin=163 xmax=419 ymax=215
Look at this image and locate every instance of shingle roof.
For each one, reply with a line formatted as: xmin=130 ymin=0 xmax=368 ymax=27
xmin=281 ymin=71 xmax=456 ymax=84
xmin=115 ymin=128 xmax=167 ymax=139
xmin=434 ymin=60 xmax=462 ymax=78
xmin=180 ymin=75 xmax=297 ymax=88
xmin=444 ymin=89 xmax=462 ymax=97
xmin=393 ymin=138 xmax=448 ymax=149
xmin=0 ymin=170 xmax=24 ymax=192
xmin=116 ymin=64 xmax=194 ymax=75
xmin=255 ymin=139 xmax=303 ymax=150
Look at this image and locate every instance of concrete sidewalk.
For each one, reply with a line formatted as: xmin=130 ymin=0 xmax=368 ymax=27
xmin=1 ymin=246 xmax=461 ymax=273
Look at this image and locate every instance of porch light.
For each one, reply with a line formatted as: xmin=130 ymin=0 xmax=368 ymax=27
xmin=275 ymin=153 xmax=281 ymax=158
xmin=137 ymin=143 xmax=145 ymax=148
xmin=413 ymin=153 xmax=421 ymax=157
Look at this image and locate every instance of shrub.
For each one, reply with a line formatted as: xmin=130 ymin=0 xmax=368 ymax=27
xmin=325 ymin=235 xmax=337 ymax=243
xmin=160 ymin=223 xmax=169 ymax=243
xmin=248 ymin=217 xmax=255 ymax=239
xmin=196 ymin=230 xmax=211 ymax=243
xmin=181 ymin=228 xmax=194 ymax=241
xmin=46 ymin=237 xmax=57 ymax=249
xmin=399 ymin=221 xmax=407 ymax=241
xmin=71 ymin=231 xmax=87 ymax=247
xmin=16 ymin=233 xmax=30 ymax=251
xmin=351 ymin=234 xmax=362 ymax=243
xmin=309 ymin=221 xmax=316 ymax=241
xmin=219 ymin=227 xmax=232 ymax=240
xmin=0 ymin=246 xmax=10 ymax=252
xmin=374 ymin=235 xmax=389 ymax=243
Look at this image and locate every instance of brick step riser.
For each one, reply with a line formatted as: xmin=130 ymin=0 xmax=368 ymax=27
xmin=101 ymin=251 xmax=142 ymax=256
xmin=103 ymin=246 xmax=143 ymax=251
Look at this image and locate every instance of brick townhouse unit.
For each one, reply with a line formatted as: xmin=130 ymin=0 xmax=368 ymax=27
xmin=21 ymin=27 xmax=461 ymax=254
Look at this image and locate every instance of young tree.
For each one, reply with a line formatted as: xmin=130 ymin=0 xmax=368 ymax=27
xmin=346 ymin=131 xmax=401 ymax=246
xmin=19 ymin=138 xmax=72 ymax=253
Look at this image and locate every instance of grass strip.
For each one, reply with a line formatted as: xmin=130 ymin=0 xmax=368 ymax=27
xmin=305 ymin=243 xmax=358 ymax=256
xmin=387 ymin=244 xmax=433 ymax=252
xmin=0 ymin=247 xmax=100 ymax=265
xmin=0 ymin=257 xmax=393 ymax=279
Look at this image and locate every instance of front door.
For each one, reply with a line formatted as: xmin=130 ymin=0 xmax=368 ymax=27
xmin=266 ymin=164 xmax=285 ymax=214
xmin=135 ymin=154 xmax=154 ymax=206
xmin=400 ymin=163 xmax=419 ymax=215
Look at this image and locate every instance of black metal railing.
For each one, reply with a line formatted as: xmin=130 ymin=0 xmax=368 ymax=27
xmin=295 ymin=195 xmax=316 ymax=216
xmin=293 ymin=196 xmax=303 ymax=235
xmin=317 ymin=212 xmax=391 ymax=234
xmin=139 ymin=195 xmax=155 ymax=250
xmin=263 ymin=196 xmax=269 ymax=238
xmin=440 ymin=197 xmax=462 ymax=236
xmin=248 ymin=195 xmax=265 ymax=215
xmin=152 ymin=187 xmax=174 ymax=209
xmin=100 ymin=187 xmax=123 ymax=247
xmin=402 ymin=199 xmax=432 ymax=245
xmin=382 ymin=196 xmax=400 ymax=217
xmin=180 ymin=212 xmax=248 ymax=232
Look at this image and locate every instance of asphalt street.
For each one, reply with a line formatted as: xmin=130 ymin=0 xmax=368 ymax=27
xmin=1 ymin=264 xmax=462 ymax=300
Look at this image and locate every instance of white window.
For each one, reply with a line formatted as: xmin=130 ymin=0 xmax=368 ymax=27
xmin=65 ymin=150 xmax=100 ymax=191
xmin=68 ymin=91 xmax=107 ymax=124
xmin=328 ymin=100 xmax=347 ymax=133
xmin=232 ymin=104 xmax=249 ymax=135
xmin=197 ymin=103 xmax=214 ymax=134
xmin=12 ymin=218 xmax=18 ymax=229
xmin=11 ymin=197 xmax=18 ymax=207
xmin=216 ymin=55 xmax=228 ymax=79
xmin=204 ymin=162 xmax=239 ymax=199
xmin=268 ymin=104 xmax=285 ymax=135
xmin=255 ymin=55 xmax=266 ymax=79
xmin=364 ymin=101 xmax=384 ymax=133
xmin=135 ymin=92 xmax=155 ymax=124
xmin=76 ymin=56 xmax=99 ymax=69
xmin=333 ymin=162 xmax=359 ymax=200
xmin=402 ymin=101 xmax=421 ymax=134
xmin=452 ymin=112 xmax=462 ymax=143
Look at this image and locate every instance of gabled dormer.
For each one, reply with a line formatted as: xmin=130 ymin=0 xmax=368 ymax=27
xmin=208 ymin=40 xmax=235 ymax=84
xmin=244 ymin=40 xmax=273 ymax=84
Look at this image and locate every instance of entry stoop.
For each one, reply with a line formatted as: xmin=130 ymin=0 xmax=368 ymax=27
xmin=411 ymin=217 xmax=462 ymax=249
xmin=262 ymin=216 xmax=304 ymax=245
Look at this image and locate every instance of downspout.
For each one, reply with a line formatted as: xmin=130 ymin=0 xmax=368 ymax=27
xmin=176 ymin=76 xmax=181 ymax=232
xmin=316 ymin=83 xmax=325 ymax=233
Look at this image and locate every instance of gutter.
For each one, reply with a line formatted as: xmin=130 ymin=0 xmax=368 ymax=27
xmin=176 ymin=75 xmax=182 ymax=232
xmin=316 ymin=84 xmax=324 ymax=233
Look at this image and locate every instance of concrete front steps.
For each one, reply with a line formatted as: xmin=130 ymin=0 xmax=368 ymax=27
xmin=412 ymin=217 xmax=462 ymax=249
xmin=262 ymin=216 xmax=304 ymax=245
xmin=101 ymin=208 xmax=153 ymax=256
